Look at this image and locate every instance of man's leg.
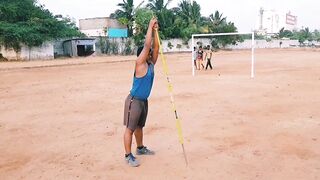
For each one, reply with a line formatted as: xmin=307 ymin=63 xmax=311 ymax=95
xmin=196 ymin=60 xmax=200 ymax=70
xmin=134 ymin=127 xmax=143 ymax=148
xmin=123 ymin=96 xmax=142 ymax=155
xmin=205 ymin=60 xmax=209 ymax=70
xmin=124 ymin=128 xmax=134 ymax=154
xmin=201 ymin=60 xmax=205 ymax=69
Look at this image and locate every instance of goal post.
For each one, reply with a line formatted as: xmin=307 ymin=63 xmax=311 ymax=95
xmin=191 ymin=32 xmax=255 ymax=78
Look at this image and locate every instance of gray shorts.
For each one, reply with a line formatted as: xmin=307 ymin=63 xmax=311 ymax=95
xmin=123 ymin=94 xmax=148 ymax=131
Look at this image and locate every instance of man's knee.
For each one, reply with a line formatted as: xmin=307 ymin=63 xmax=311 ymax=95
xmin=125 ymin=128 xmax=134 ymax=135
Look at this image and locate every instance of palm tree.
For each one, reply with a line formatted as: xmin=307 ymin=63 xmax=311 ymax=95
xmin=146 ymin=0 xmax=172 ymax=12
xmin=145 ymin=0 xmax=178 ymax=39
xmin=209 ymin=11 xmax=226 ymax=26
xmin=177 ymin=0 xmax=201 ymax=24
xmin=110 ymin=0 xmax=144 ymax=37
xmin=174 ymin=0 xmax=203 ymax=40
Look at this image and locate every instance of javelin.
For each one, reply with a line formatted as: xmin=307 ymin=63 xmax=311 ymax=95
xmin=155 ymin=29 xmax=188 ymax=166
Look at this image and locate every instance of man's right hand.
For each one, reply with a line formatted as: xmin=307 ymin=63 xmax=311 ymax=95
xmin=149 ymin=17 xmax=158 ymax=30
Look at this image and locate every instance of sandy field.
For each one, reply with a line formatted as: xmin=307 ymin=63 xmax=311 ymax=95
xmin=0 ymin=49 xmax=320 ymax=180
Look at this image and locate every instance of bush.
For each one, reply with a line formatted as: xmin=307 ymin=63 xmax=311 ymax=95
xmin=176 ymin=44 xmax=182 ymax=51
xmin=110 ymin=40 xmax=119 ymax=55
xmin=0 ymin=53 xmax=8 ymax=61
xmin=167 ymin=42 xmax=173 ymax=49
xmin=123 ymin=39 xmax=133 ymax=55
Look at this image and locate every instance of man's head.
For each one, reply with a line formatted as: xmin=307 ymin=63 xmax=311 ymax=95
xmin=194 ymin=47 xmax=196 ymax=51
xmin=199 ymin=46 xmax=202 ymax=50
xmin=137 ymin=46 xmax=153 ymax=62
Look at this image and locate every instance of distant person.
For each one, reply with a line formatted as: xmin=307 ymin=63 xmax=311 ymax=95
xmin=197 ymin=46 xmax=205 ymax=70
xmin=123 ymin=17 xmax=159 ymax=167
xmin=204 ymin=45 xmax=213 ymax=70
xmin=193 ymin=47 xmax=197 ymax=69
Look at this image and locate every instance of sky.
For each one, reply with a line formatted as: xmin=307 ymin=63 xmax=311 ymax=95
xmin=36 ymin=0 xmax=319 ymax=32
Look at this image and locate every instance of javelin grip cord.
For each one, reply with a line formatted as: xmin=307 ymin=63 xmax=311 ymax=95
xmin=155 ymin=29 xmax=188 ymax=166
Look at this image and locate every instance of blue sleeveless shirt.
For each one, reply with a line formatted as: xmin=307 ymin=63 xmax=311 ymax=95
xmin=130 ymin=63 xmax=155 ymax=100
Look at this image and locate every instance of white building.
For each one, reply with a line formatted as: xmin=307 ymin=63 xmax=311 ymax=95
xmin=79 ymin=17 xmax=127 ymax=37
xmin=256 ymin=7 xmax=298 ymax=34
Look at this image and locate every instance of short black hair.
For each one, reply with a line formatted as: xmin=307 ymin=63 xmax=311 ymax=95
xmin=199 ymin=46 xmax=202 ymax=49
xmin=137 ymin=46 xmax=144 ymax=57
xmin=137 ymin=46 xmax=153 ymax=57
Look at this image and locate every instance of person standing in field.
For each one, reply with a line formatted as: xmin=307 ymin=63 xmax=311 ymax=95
xmin=197 ymin=46 xmax=205 ymax=70
xmin=205 ymin=45 xmax=213 ymax=70
xmin=193 ymin=47 xmax=198 ymax=69
xmin=123 ymin=17 xmax=159 ymax=167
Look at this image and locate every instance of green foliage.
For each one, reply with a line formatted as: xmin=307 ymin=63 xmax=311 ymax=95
xmin=98 ymin=36 xmax=107 ymax=53
xmin=110 ymin=0 xmax=144 ymax=37
xmin=110 ymin=40 xmax=119 ymax=55
xmin=206 ymin=11 xmax=242 ymax=48
xmin=133 ymin=8 xmax=154 ymax=46
xmin=313 ymin=30 xmax=320 ymax=42
xmin=111 ymin=0 xmax=243 ymax=47
xmin=0 ymin=0 xmax=83 ymax=52
xmin=176 ymin=43 xmax=182 ymax=50
xmin=290 ymin=28 xmax=313 ymax=45
xmin=123 ymin=39 xmax=133 ymax=55
xmin=278 ymin=27 xmax=293 ymax=39
xmin=276 ymin=28 xmax=320 ymax=45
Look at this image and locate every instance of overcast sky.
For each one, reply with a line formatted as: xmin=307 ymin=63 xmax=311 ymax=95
xmin=37 ymin=0 xmax=319 ymax=31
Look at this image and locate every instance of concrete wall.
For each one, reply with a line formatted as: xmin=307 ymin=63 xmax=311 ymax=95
xmin=54 ymin=40 xmax=65 ymax=57
xmin=95 ymin=37 xmax=134 ymax=55
xmin=79 ymin=17 xmax=126 ymax=37
xmin=160 ymin=39 xmax=301 ymax=53
xmin=0 ymin=42 xmax=54 ymax=61
xmin=79 ymin=17 xmax=108 ymax=30
xmin=94 ymin=37 xmax=303 ymax=55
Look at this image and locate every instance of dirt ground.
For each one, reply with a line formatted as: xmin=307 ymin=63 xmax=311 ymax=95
xmin=0 ymin=49 xmax=320 ymax=180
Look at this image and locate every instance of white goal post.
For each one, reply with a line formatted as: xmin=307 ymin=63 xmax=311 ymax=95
xmin=191 ymin=32 xmax=255 ymax=78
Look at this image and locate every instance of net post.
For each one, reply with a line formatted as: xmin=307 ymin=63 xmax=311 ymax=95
xmin=192 ymin=36 xmax=195 ymax=76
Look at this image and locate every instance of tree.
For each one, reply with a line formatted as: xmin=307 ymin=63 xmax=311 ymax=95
xmin=209 ymin=11 xmax=226 ymax=27
xmin=206 ymin=10 xmax=241 ymax=48
xmin=146 ymin=0 xmax=172 ymax=12
xmin=278 ymin=27 xmax=293 ymax=39
xmin=174 ymin=0 xmax=203 ymax=40
xmin=313 ymin=29 xmax=320 ymax=42
xmin=114 ymin=0 xmax=241 ymax=48
xmin=292 ymin=28 xmax=312 ymax=45
xmin=110 ymin=0 xmax=144 ymax=37
xmin=146 ymin=0 xmax=178 ymax=39
xmin=0 ymin=0 xmax=83 ymax=53
xmin=133 ymin=8 xmax=154 ymax=46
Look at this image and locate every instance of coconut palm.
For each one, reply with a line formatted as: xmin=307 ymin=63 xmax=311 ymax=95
xmin=146 ymin=0 xmax=172 ymax=12
xmin=110 ymin=0 xmax=144 ymax=37
xmin=177 ymin=0 xmax=201 ymax=24
xmin=209 ymin=10 xmax=226 ymax=26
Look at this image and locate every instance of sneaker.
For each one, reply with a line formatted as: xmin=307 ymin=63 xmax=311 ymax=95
xmin=125 ymin=153 xmax=140 ymax=167
xmin=136 ymin=146 xmax=155 ymax=155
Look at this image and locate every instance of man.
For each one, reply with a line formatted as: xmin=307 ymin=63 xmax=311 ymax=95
xmin=193 ymin=47 xmax=197 ymax=69
xmin=204 ymin=45 xmax=213 ymax=70
xmin=123 ymin=17 xmax=159 ymax=167
xmin=197 ymin=46 xmax=205 ymax=70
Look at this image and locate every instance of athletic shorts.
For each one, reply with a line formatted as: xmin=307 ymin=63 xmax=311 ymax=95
xmin=123 ymin=94 xmax=148 ymax=131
